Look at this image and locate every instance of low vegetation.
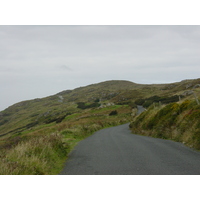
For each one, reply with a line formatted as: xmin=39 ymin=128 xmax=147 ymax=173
xmin=135 ymin=95 xmax=182 ymax=108
xmin=1 ymin=79 xmax=200 ymax=174
xmin=130 ymin=99 xmax=200 ymax=150
xmin=0 ymin=133 xmax=68 ymax=175
xmin=0 ymin=105 xmax=131 ymax=175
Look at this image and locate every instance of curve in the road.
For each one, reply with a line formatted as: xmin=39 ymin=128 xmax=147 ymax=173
xmin=60 ymin=123 xmax=200 ymax=175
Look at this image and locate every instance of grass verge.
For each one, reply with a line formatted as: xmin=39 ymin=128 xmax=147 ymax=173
xmin=129 ymin=100 xmax=200 ymax=150
xmin=0 ymin=105 xmax=131 ymax=175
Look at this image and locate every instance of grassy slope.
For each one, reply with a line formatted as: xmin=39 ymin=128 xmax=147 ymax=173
xmin=1 ymin=79 xmax=200 ymax=174
xmin=2 ymin=79 xmax=200 ymax=137
xmin=130 ymin=98 xmax=200 ymax=150
xmin=0 ymin=80 xmax=136 ymax=136
xmin=0 ymin=104 xmax=131 ymax=174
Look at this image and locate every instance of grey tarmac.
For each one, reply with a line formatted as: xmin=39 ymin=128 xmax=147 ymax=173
xmin=60 ymin=123 xmax=200 ymax=175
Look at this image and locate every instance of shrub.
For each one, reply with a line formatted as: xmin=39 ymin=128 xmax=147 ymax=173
xmin=143 ymin=100 xmax=154 ymax=108
xmin=179 ymin=100 xmax=191 ymax=112
xmin=109 ymin=110 xmax=118 ymax=116
xmin=135 ymin=99 xmax=145 ymax=105
xmin=135 ymin=95 xmax=182 ymax=108
xmin=77 ymin=102 xmax=100 ymax=109
xmin=128 ymin=102 xmax=137 ymax=108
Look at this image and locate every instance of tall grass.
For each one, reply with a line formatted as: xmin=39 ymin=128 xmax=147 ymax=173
xmin=0 ymin=133 xmax=68 ymax=175
xmin=0 ymin=105 xmax=131 ymax=175
xmin=130 ymin=100 xmax=200 ymax=150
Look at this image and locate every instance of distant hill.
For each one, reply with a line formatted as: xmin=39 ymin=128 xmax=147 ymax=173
xmin=0 ymin=79 xmax=200 ymax=137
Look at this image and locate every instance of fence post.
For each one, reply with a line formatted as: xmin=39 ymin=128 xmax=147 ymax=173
xmin=193 ymin=91 xmax=199 ymax=105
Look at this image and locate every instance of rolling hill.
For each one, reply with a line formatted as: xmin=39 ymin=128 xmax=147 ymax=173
xmin=1 ymin=79 xmax=200 ymax=138
xmin=1 ymin=78 xmax=200 ymax=174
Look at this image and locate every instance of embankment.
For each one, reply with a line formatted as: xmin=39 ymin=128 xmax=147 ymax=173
xmin=130 ymin=100 xmax=200 ymax=150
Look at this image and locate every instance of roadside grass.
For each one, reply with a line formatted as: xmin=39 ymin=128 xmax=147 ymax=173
xmin=129 ymin=100 xmax=200 ymax=150
xmin=0 ymin=133 xmax=68 ymax=175
xmin=1 ymin=79 xmax=200 ymax=174
xmin=0 ymin=105 xmax=131 ymax=175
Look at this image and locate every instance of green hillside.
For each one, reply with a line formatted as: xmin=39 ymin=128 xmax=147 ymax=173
xmin=130 ymin=99 xmax=200 ymax=150
xmin=0 ymin=78 xmax=200 ymax=174
xmin=1 ymin=79 xmax=200 ymax=138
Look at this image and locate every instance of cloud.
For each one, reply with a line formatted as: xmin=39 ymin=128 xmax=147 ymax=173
xmin=59 ymin=65 xmax=72 ymax=71
xmin=0 ymin=25 xmax=200 ymax=110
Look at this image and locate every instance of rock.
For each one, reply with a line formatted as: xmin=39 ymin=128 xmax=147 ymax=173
xmin=193 ymin=84 xmax=200 ymax=89
xmin=181 ymin=90 xmax=193 ymax=96
xmin=58 ymin=95 xmax=64 ymax=103
xmin=185 ymin=83 xmax=193 ymax=89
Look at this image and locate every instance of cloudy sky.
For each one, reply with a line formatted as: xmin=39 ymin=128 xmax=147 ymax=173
xmin=0 ymin=25 xmax=200 ymax=111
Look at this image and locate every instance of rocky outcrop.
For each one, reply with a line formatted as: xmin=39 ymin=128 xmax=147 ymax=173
xmin=58 ymin=95 xmax=64 ymax=103
xmin=193 ymin=84 xmax=200 ymax=89
xmin=99 ymin=102 xmax=115 ymax=108
xmin=181 ymin=90 xmax=193 ymax=96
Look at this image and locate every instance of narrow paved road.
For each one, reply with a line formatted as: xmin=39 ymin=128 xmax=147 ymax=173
xmin=137 ymin=105 xmax=146 ymax=115
xmin=60 ymin=123 xmax=200 ymax=175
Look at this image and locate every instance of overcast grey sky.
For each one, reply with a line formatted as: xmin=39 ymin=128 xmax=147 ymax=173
xmin=0 ymin=25 xmax=200 ymax=111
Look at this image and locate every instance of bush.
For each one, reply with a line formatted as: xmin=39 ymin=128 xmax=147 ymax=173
xmin=135 ymin=95 xmax=182 ymax=108
xmin=143 ymin=100 xmax=154 ymax=108
xmin=77 ymin=102 xmax=100 ymax=109
xmin=109 ymin=110 xmax=118 ymax=116
xmin=128 ymin=102 xmax=137 ymax=108
xmin=135 ymin=99 xmax=145 ymax=105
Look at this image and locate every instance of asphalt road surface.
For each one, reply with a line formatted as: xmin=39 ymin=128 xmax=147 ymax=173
xmin=137 ymin=105 xmax=146 ymax=115
xmin=60 ymin=123 xmax=200 ymax=175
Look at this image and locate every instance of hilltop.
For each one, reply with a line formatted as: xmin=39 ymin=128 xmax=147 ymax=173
xmin=1 ymin=79 xmax=200 ymax=137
